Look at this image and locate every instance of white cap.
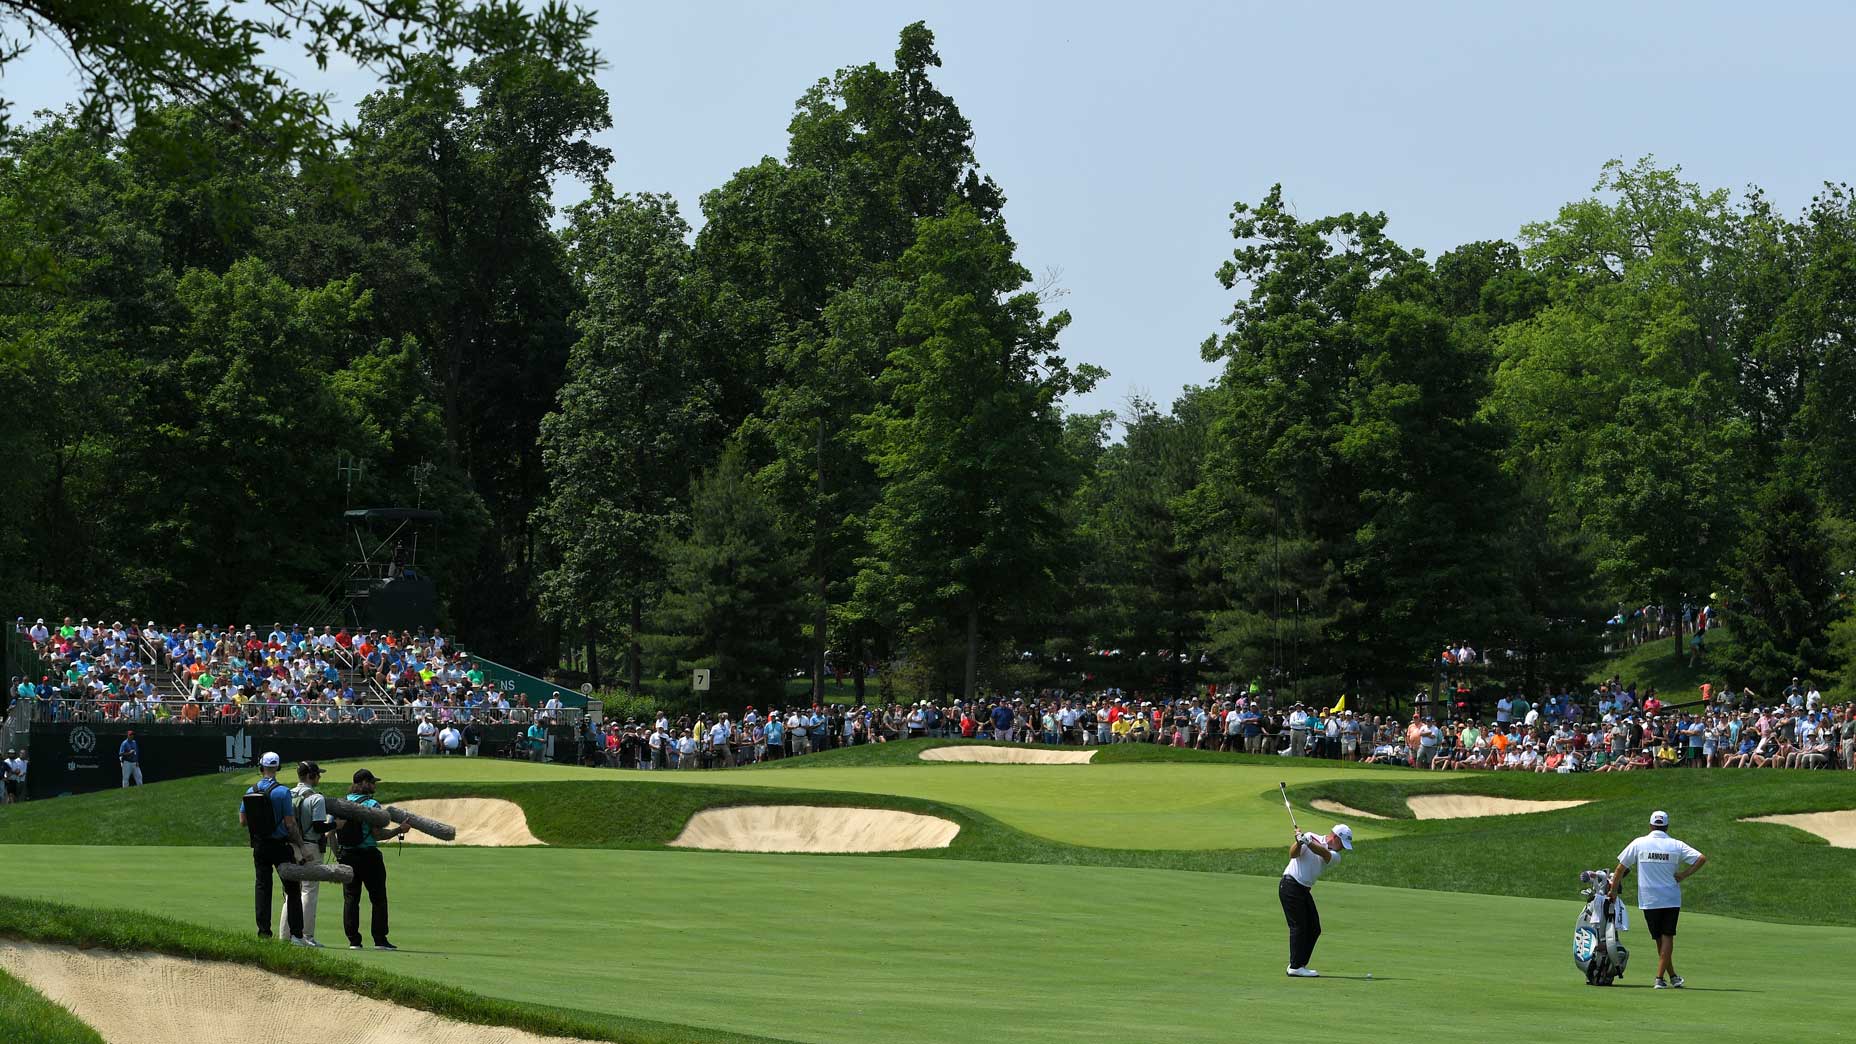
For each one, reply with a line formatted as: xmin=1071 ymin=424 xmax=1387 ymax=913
xmin=259 ymin=751 xmax=282 ymax=769
xmin=1650 ymin=809 xmax=1669 ymax=828
xmin=1333 ymin=824 xmax=1354 ymax=850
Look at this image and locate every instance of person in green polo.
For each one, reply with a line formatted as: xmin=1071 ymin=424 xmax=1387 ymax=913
xmin=527 ymin=718 xmax=549 ymax=763
xmin=334 ymin=767 xmax=406 ymax=950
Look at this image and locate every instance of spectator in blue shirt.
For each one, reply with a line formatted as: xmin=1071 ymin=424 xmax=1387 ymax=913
xmin=118 ymin=730 xmax=143 ymax=787
xmin=990 ymin=702 xmax=1014 ymax=741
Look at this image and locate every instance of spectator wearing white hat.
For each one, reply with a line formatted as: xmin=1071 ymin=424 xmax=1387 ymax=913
xmin=1609 ymin=810 xmax=1707 ymax=989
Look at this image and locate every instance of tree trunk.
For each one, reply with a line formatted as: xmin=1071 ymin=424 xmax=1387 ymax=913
xmin=629 ymin=594 xmax=643 ymax=697
xmin=964 ymin=602 xmax=980 ymax=701
xmin=585 ymin=619 xmax=601 ymax=687
xmin=813 ymin=417 xmax=828 ymax=702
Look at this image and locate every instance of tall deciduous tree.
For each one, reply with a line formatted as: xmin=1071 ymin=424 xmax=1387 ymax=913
xmin=535 ymin=189 xmax=717 ymax=695
xmin=283 ymin=52 xmax=611 ymax=663
xmin=0 ymin=0 xmax=600 ymax=289
xmin=857 ymin=205 xmax=1099 ymax=699
xmin=1190 ymin=186 xmax=1514 ymax=704
xmin=705 ymin=22 xmax=1009 ymax=701
xmin=1493 ymin=159 xmax=1749 ymax=663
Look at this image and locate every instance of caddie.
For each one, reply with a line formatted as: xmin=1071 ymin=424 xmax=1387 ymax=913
xmin=1609 ymin=809 xmax=1707 ymax=989
xmin=278 ymin=760 xmax=334 ymax=946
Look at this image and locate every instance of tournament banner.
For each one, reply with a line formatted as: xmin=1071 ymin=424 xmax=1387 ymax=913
xmin=25 ymin=720 xmax=574 ymax=799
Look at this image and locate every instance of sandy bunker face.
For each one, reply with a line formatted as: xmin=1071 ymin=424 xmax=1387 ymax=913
xmin=391 ymin=798 xmax=545 ymax=846
xmin=917 ymin=745 xmax=1096 ymax=765
xmin=1406 ymin=795 xmax=1589 ymax=820
xmin=1741 ymin=811 xmax=1856 ymax=849
xmin=0 ymin=943 xmax=588 ymax=1044
xmin=669 ymin=805 xmax=960 ymax=853
xmin=1311 ymin=799 xmax=1391 ymax=821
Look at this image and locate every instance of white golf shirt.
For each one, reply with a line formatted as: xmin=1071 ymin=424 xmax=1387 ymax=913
xmin=1616 ymin=829 xmax=1701 ymax=910
xmin=1282 ymin=841 xmax=1341 ymax=887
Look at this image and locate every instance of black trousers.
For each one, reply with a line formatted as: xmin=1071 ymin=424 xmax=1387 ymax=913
xmin=253 ymin=839 xmax=304 ymax=937
xmin=1279 ymin=875 xmax=1321 ymax=968
xmin=341 ymin=846 xmax=390 ymax=945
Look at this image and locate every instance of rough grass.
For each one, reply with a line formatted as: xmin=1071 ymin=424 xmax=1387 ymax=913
xmin=0 ymin=896 xmax=789 ymax=1044
xmin=0 ymin=966 xmax=103 ymax=1044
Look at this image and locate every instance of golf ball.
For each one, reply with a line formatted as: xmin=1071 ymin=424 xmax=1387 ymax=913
xmin=1366 ymin=973 xmax=1373 ymax=979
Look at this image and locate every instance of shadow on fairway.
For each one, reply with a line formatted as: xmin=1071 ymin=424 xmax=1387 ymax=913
xmin=1600 ymin=984 xmax=1758 ymax=992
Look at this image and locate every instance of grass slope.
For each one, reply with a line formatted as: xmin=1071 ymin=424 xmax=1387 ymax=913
xmin=1591 ymin=626 xmax=1738 ymax=695
xmin=0 ymin=895 xmax=787 ymax=1043
xmin=1 ymin=846 xmax=1849 ymax=1044
xmin=0 ymin=966 xmax=103 ymax=1044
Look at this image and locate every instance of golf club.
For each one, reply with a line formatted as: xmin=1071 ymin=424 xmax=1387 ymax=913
xmin=1278 ymin=781 xmax=1302 ymax=839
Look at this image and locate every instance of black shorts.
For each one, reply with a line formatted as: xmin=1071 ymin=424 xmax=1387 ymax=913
xmin=1643 ymin=906 xmax=1679 ymax=937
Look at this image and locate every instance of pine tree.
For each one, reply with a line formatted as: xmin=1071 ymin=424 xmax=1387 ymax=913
xmin=1723 ymin=467 xmax=1837 ymax=693
xmin=650 ymin=449 xmax=807 ymax=706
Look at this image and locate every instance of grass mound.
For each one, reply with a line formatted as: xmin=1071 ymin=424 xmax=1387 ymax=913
xmin=1590 ymin=625 xmax=1738 ymax=695
xmin=0 ymin=967 xmax=103 ymax=1044
xmin=1293 ymin=769 xmax=1856 ymax=924
xmin=0 ymin=896 xmax=783 ymax=1044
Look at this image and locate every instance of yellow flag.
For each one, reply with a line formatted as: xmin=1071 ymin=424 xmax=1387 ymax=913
xmin=1327 ymin=694 xmax=1346 ymax=714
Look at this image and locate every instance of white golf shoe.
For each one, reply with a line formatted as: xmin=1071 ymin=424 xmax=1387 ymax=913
xmin=1286 ymin=966 xmax=1320 ymax=977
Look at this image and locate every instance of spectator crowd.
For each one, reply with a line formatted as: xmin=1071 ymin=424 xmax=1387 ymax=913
xmin=560 ymin=679 xmax=1856 ymax=774
xmin=16 ymin=616 xmax=1856 ymax=778
xmin=10 ymin=616 xmax=551 ymax=728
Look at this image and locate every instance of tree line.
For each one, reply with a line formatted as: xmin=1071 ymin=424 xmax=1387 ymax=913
xmin=4 ymin=22 xmax=1854 ymax=707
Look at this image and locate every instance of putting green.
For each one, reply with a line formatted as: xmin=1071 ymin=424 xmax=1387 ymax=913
xmin=304 ymin=757 xmax=1428 ymax=849
xmin=0 ymin=844 xmax=1840 ymax=1043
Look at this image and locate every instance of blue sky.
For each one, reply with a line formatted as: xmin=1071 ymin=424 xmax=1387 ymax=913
xmin=8 ymin=1 xmax=1854 ymax=417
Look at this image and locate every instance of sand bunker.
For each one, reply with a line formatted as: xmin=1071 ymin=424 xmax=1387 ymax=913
xmin=1742 ymin=811 xmax=1856 ymax=848
xmin=1406 ymin=795 xmax=1589 ymax=820
xmin=391 ymin=798 xmax=545 ymax=847
xmin=668 ymin=805 xmax=960 ymax=853
xmin=0 ymin=942 xmax=587 ymax=1044
xmin=1311 ymin=799 xmax=1391 ymax=821
xmin=918 ymin=745 xmax=1096 ymax=765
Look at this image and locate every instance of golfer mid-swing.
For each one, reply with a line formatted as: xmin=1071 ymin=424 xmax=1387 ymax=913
xmin=1610 ymin=809 xmax=1706 ymax=989
xmin=1280 ymin=823 xmax=1353 ymax=977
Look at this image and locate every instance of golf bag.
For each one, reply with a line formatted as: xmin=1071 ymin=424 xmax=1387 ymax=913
xmin=279 ymin=861 xmax=355 ymax=884
xmin=1573 ymin=869 xmax=1630 ymax=985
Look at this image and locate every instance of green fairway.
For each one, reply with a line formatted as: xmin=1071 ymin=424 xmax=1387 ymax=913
xmin=0 ymin=843 xmax=1844 ymax=1044
xmin=299 ymin=752 xmax=1427 ymax=849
